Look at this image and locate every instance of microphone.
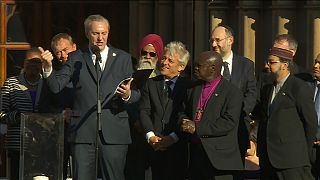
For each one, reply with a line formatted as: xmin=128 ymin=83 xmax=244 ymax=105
xmin=90 ymin=45 xmax=102 ymax=63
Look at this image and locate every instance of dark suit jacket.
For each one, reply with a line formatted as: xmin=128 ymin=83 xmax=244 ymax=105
xmin=46 ymin=47 xmax=140 ymax=144
xmin=230 ymin=54 xmax=257 ymax=125
xmin=139 ymin=75 xmax=190 ymax=137
xmin=181 ymin=78 xmax=244 ymax=170
xmin=257 ymin=75 xmax=317 ymax=169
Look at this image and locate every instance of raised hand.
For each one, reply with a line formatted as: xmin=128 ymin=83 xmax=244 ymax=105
xmin=38 ymin=46 xmax=53 ymax=71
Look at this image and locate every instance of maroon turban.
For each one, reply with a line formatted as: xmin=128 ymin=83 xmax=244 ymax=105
xmin=269 ymin=47 xmax=293 ymax=61
xmin=138 ymin=34 xmax=163 ymax=60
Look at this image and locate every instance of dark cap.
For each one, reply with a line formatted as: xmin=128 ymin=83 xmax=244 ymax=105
xmin=269 ymin=47 xmax=293 ymax=61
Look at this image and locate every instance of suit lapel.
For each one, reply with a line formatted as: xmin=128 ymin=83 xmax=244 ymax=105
xmin=103 ymin=47 xmax=117 ymax=75
xmin=269 ymin=75 xmax=293 ymax=115
xmin=83 ymin=49 xmax=98 ymax=82
xmin=155 ymin=76 xmax=167 ymax=109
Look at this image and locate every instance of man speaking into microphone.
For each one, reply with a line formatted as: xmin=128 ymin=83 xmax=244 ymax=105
xmin=41 ymin=14 xmax=140 ymax=180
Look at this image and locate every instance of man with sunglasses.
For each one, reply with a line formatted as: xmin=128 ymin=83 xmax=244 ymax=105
xmin=136 ymin=34 xmax=163 ymax=77
xmin=125 ymin=33 xmax=163 ymax=180
xmin=256 ymin=47 xmax=317 ymax=180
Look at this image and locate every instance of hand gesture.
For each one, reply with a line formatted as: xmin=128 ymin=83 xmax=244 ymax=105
xmin=38 ymin=47 xmax=53 ymax=71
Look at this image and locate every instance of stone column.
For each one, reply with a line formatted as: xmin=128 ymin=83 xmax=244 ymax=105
xmin=243 ymin=15 xmax=256 ymax=62
xmin=313 ymin=18 xmax=320 ymax=59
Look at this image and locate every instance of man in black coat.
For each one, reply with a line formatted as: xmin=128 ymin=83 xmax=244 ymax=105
xmin=311 ymin=53 xmax=320 ymax=180
xmin=211 ymin=25 xmax=257 ymax=167
xmin=257 ymin=47 xmax=317 ymax=180
xmin=139 ymin=41 xmax=190 ymax=180
xmin=180 ymin=51 xmax=243 ymax=180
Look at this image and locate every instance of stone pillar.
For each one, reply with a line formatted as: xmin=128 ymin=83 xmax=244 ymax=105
xmin=313 ymin=18 xmax=320 ymax=59
xmin=243 ymin=15 xmax=256 ymax=62
xmin=278 ymin=16 xmax=289 ymax=35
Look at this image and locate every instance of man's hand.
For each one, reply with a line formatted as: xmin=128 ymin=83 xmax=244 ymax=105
xmin=115 ymin=78 xmax=133 ymax=100
xmin=148 ymin=135 xmax=162 ymax=151
xmin=157 ymin=135 xmax=175 ymax=151
xmin=314 ymin=140 xmax=320 ymax=146
xmin=181 ymin=118 xmax=196 ymax=134
xmin=38 ymin=47 xmax=53 ymax=71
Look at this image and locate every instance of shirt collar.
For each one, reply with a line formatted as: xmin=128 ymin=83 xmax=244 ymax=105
xmin=164 ymin=75 xmax=179 ymax=84
xmin=223 ymin=50 xmax=233 ymax=65
xmin=276 ymin=73 xmax=290 ymax=87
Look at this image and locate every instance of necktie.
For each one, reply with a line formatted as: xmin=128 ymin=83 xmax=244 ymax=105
xmin=165 ymin=81 xmax=173 ymax=98
xmin=315 ymin=84 xmax=320 ymax=139
xmin=223 ymin=62 xmax=231 ymax=81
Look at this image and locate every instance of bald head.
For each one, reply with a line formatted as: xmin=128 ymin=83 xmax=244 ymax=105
xmin=195 ymin=51 xmax=223 ymax=81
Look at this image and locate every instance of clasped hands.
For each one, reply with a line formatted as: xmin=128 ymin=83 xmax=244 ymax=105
xmin=148 ymin=135 xmax=175 ymax=151
xmin=180 ymin=118 xmax=196 ymax=134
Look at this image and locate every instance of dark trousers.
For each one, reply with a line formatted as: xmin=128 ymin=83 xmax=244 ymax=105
xmin=149 ymin=142 xmax=188 ymax=180
xmin=125 ymin=128 xmax=152 ymax=180
xmin=189 ymin=143 xmax=234 ymax=180
xmin=261 ymin=156 xmax=313 ymax=180
xmin=71 ymin=142 xmax=128 ymax=180
xmin=311 ymin=145 xmax=320 ymax=180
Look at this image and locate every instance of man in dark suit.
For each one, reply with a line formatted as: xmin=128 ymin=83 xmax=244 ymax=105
xmin=257 ymin=47 xmax=317 ymax=180
xmin=210 ymin=25 xmax=257 ymax=165
xmin=180 ymin=51 xmax=243 ymax=180
xmin=125 ymin=33 xmax=164 ymax=180
xmin=139 ymin=41 xmax=190 ymax=180
xmin=41 ymin=14 xmax=140 ymax=180
xmin=311 ymin=53 xmax=320 ymax=180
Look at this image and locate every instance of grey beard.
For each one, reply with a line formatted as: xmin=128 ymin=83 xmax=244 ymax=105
xmin=137 ymin=58 xmax=157 ymax=70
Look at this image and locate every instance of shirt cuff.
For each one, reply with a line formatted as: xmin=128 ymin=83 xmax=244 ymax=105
xmin=169 ymin=132 xmax=179 ymax=143
xmin=122 ymin=95 xmax=131 ymax=102
xmin=146 ymin=131 xmax=155 ymax=143
xmin=42 ymin=66 xmax=53 ymax=78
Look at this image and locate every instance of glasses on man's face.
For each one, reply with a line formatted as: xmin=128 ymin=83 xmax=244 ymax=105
xmin=141 ymin=50 xmax=157 ymax=57
xmin=209 ymin=36 xmax=229 ymax=44
xmin=267 ymin=60 xmax=281 ymax=66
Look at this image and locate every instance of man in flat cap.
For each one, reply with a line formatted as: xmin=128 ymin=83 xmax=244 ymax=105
xmin=256 ymin=47 xmax=317 ymax=180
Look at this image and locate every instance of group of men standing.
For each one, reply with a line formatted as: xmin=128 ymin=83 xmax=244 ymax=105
xmin=1 ymin=13 xmax=320 ymax=180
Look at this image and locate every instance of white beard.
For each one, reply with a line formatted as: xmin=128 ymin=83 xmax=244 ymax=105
xmin=137 ymin=57 xmax=157 ymax=70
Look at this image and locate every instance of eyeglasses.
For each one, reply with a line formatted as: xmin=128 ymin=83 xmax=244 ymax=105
xmin=267 ymin=61 xmax=281 ymax=66
xmin=141 ymin=50 xmax=157 ymax=57
xmin=209 ymin=36 xmax=229 ymax=44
